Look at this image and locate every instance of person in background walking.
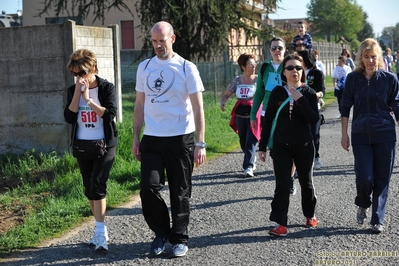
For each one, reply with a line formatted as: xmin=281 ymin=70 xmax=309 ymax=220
xmin=250 ymin=36 xmax=286 ymax=128
xmin=297 ymin=50 xmax=326 ymax=170
xmin=313 ymin=49 xmax=326 ymax=77
xmin=341 ymin=38 xmax=399 ymax=234
xmin=396 ymin=49 xmax=399 ymax=79
xmin=332 ymin=56 xmax=352 ymax=117
xmin=220 ymin=53 xmax=261 ymax=177
xmin=132 ymin=21 xmax=206 ymax=258
xmin=295 ymin=40 xmax=306 ymax=52
xmin=383 ymin=48 xmax=393 ymax=72
xmin=250 ymin=37 xmax=296 ymax=195
xmin=341 ymin=48 xmax=355 ymax=70
xmin=258 ymin=53 xmax=319 ymax=237
xmin=64 ymin=49 xmax=118 ymax=251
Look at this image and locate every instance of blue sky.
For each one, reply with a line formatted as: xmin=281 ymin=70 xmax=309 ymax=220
xmin=0 ymin=0 xmax=21 ymax=14
xmin=1 ymin=0 xmax=396 ymax=36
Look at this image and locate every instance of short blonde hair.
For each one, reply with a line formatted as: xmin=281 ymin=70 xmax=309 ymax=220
xmin=66 ymin=49 xmax=99 ymax=74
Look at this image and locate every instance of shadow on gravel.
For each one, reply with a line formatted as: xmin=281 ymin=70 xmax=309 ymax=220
xmin=193 ymin=170 xmax=276 ymax=184
xmin=312 ymin=164 xmax=355 ymax=178
xmin=105 ymin=206 xmax=142 ymax=217
xmin=187 ymin=225 xmax=373 ymax=249
xmin=3 ymin=241 xmax=152 ymax=266
xmin=191 ymin=196 xmax=274 ymax=210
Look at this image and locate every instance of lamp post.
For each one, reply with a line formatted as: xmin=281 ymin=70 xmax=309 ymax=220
xmin=387 ymin=29 xmax=394 ymax=51
xmin=391 ymin=30 xmax=394 ymax=51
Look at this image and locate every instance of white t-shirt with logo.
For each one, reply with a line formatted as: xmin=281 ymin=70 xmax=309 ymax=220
xmin=135 ymin=54 xmax=205 ymax=137
xmin=332 ymin=65 xmax=352 ymax=90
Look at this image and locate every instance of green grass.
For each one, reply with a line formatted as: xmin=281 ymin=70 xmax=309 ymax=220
xmin=0 ymin=82 xmax=337 ymax=256
xmin=0 ymin=90 xmax=239 ymax=255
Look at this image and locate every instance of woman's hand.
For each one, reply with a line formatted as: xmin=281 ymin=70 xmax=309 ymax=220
xmin=341 ymin=134 xmax=350 ymax=151
xmin=220 ymin=102 xmax=226 ymax=112
xmin=250 ymin=120 xmax=257 ymax=131
xmin=258 ymin=151 xmax=267 ymax=162
xmin=289 ymin=87 xmax=303 ymax=101
xmin=78 ymin=77 xmax=90 ymax=102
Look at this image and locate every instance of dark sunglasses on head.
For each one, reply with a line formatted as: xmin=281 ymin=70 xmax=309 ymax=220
xmin=271 ymin=46 xmax=284 ymax=51
xmin=284 ymin=65 xmax=303 ymax=71
xmin=71 ymin=70 xmax=88 ymax=77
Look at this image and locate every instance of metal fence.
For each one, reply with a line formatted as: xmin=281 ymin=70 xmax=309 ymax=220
xmin=121 ymin=60 xmax=242 ymax=101
xmin=121 ymin=41 xmax=349 ymax=101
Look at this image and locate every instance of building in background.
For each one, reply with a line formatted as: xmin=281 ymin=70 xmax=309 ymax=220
xmin=0 ymin=10 xmax=22 ymax=27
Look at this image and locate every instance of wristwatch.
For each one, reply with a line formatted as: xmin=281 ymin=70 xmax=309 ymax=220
xmin=195 ymin=141 xmax=206 ymax=148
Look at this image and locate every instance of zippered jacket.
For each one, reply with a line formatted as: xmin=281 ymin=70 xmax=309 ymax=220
xmin=341 ymin=69 xmax=399 ymax=144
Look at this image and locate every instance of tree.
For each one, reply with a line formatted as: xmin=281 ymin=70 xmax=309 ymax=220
xmin=381 ymin=25 xmax=399 ymax=51
xmin=357 ymin=12 xmax=374 ymax=42
xmin=135 ymin=0 xmax=279 ymax=61
xmin=39 ymin=0 xmax=280 ymax=61
xmin=307 ymin=0 xmax=363 ymax=42
xmin=39 ymin=0 xmax=134 ymax=24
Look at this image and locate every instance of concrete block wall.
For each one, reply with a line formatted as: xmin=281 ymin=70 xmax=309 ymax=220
xmin=0 ymin=20 xmax=120 ymax=155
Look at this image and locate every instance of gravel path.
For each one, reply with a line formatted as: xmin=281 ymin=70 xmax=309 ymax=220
xmin=3 ymin=102 xmax=399 ymax=265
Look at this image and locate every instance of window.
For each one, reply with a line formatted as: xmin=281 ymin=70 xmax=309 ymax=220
xmin=45 ymin=16 xmax=83 ymax=25
xmin=121 ymin=20 xmax=135 ymax=49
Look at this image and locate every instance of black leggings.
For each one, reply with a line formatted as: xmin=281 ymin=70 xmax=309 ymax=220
xmin=77 ymin=146 xmax=116 ymax=200
xmin=269 ymin=141 xmax=317 ymax=226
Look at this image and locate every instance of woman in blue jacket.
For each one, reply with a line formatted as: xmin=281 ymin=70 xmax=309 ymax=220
xmin=341 ymin=38 xmax=399 ymax=234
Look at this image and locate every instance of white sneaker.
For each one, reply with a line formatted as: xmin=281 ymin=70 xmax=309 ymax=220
xmin=95 ymin=235 xmax=108 ymax=251
xmin=314 ymin=157 xmax=322 ymax=170
xmin=88 ymin=236 xmax=96 ymax=246
xmin=88 ymin=232 xmax=109 ymax=246
xmin=253 ymin=156 xmax=257 ymax=171
xmin=244 ymin=168 xmax=254 ymax=177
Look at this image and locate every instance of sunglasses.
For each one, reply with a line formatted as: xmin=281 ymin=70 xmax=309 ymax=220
xmin=71 ymin=70 xmax=88 ymax=77
xmin=271 ymin=46 xmax=284 ymax=51
xmin=284 ymin=65 xmax=303 ymax=71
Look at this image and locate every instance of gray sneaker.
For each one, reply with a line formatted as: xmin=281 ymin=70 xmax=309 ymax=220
xmin=356 ymin=207 xmax=368 ymax=224
xmin=169 ymin=243 xmax=188 ymax=258
xmin=149 ymin=236 xmax=167 ymax=256
xmin=371 ymin=224 xmax=384 ymax=234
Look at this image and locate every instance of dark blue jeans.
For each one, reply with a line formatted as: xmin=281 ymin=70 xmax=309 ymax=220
xmin=236 ymin=115 xmax=258 ymax=170
xmin=139 ymin=133 xmax=194 ymax=244
xmin=334 ymin=89 xmax=343 ymax=114
xmin=353 ymin=141 xmax=395 ymax=225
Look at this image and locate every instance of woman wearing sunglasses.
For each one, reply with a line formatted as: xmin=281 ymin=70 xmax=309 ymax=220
xmin=64 ymin=49 xmax=118 ymax=251
xmin=258 ymin=53 xmax=319 ymax=237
